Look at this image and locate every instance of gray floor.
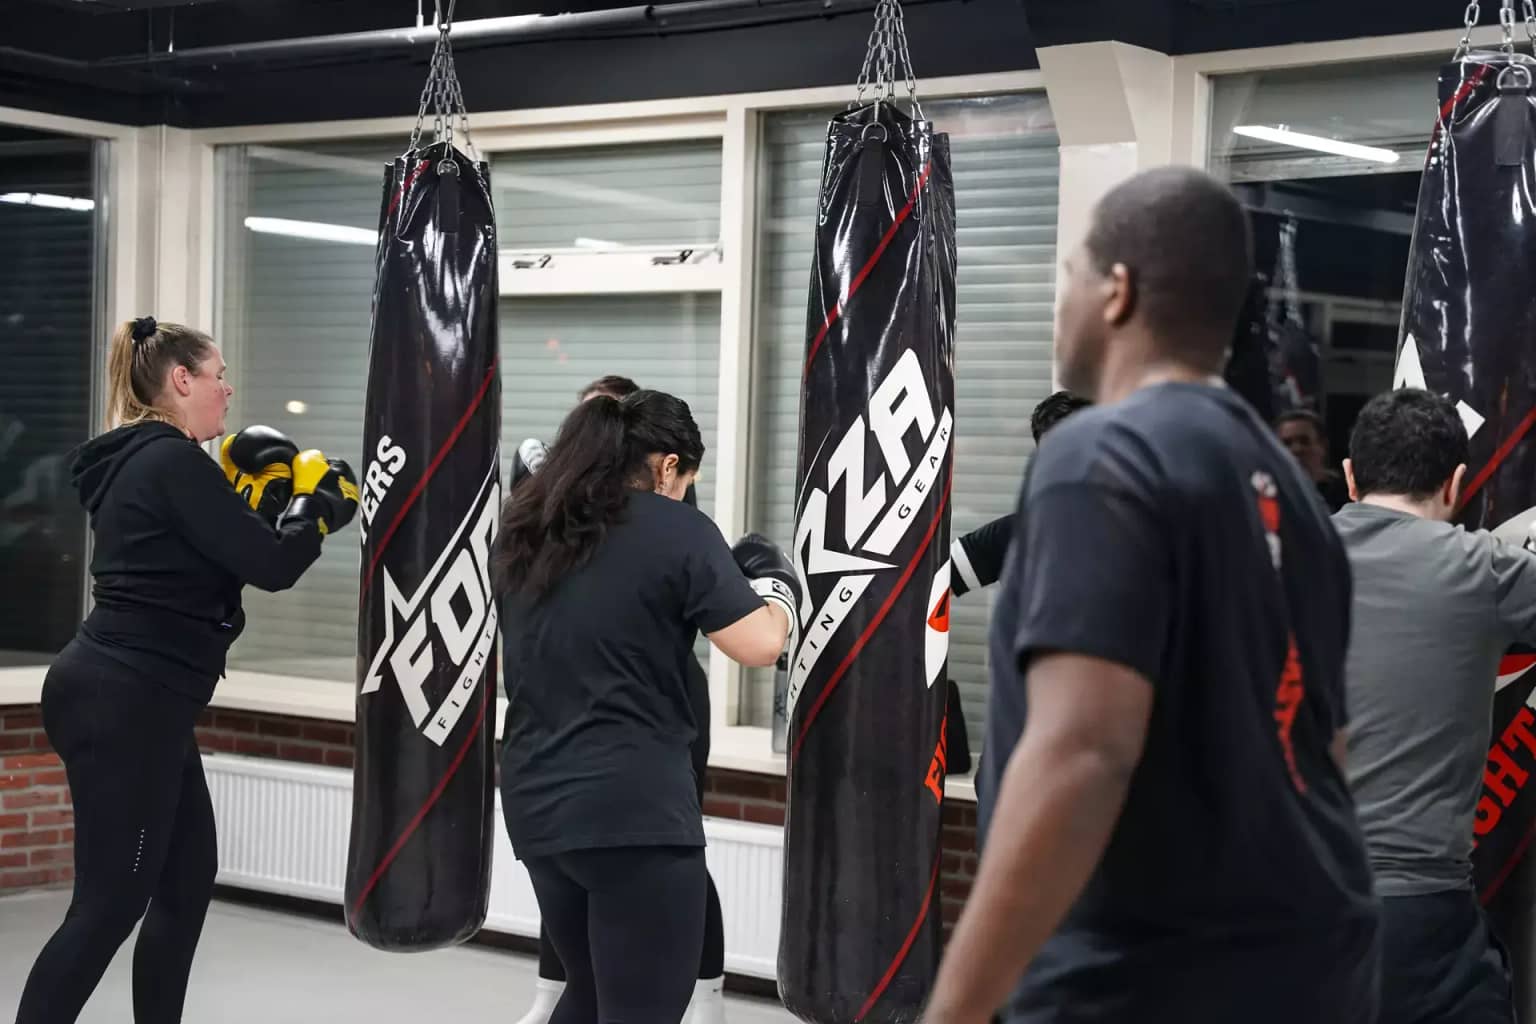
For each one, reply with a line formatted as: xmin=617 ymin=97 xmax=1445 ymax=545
xmin=0 ymin=890 xmax=797 ymax=1023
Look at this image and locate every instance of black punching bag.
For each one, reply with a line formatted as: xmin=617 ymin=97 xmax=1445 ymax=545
xmin=345 ymin=139 xmax=501 ymax=950
xmin=779 ymin=96 xmax=957 ymax=1024
xmin=1398 ymin=50 xmax=1536 ymax=1013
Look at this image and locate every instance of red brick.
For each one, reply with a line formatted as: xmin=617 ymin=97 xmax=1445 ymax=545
xmin=0 ymin=852 xmax=26 ymax=869
xmin=0 ymin=774 xmax=26 ymax=791
xmin=30 ymin=770 xmax=67 ymax=787
xmin=30 ymin=809 xmax=72 ymax=828
xmin=701 ymin=796 xmax=742 ymax=818
xmin=0 ymin=813 xmax=26 ymax=830
xmin=258 ymin=719 xmax=305 ymax=739
xmin=1 ymin=830 xmax=59 ymax=849
xmin=198 ymin=731 xmax=237 ymax=754
xmin=29 ymin=847 xmax=71 ymax=866
xmin=0 ymin=734 xmax=32 ymax=752
xmin=941 ymin=878 xmax=972 ymax=901
xmin=233 ymin=737 xmax=279 ymax=757
xmin=2 ymin=712 xmax=42 ymax=731
xmin=740 ymin=802 xmax=786 ymax=827
xmin=322 ymin=749 xmax=354 ymax=769
xmin=215 ymin=711 xmax=258 ymax=732
xmin=277 ymin=743 xmax=325 ymax=765
xmin=1 ymin=869 xmax=54 ymax=889
xmin=60 ymin=828 xmax=74 ymax=843
xmin=941 ymin=851 xmax=963 ymax=874
xmin=1 ymin=753 xmax=58 ymax=771
xmin=46 ymin=866 xmax=74 ymax=884
xmin=3 ymin=791 xmax=59 ymax=811
xmin=301 ymin=722 xmax=352 ymax=745
xmin=940 ymin=826 xmax=973 ymax=851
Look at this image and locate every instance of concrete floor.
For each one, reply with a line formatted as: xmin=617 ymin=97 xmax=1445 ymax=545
xmin=0 ymin=890 xmax=797 ymax=1023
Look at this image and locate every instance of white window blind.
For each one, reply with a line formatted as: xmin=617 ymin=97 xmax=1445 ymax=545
xmin=218 ymin=140 xmax=724 ymax=681
xmin=745 ymin=94 xmax=1060 ymax=745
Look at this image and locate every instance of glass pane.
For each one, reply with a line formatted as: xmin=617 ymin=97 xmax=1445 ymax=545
xmin=0 ymin=130 xmax=99 ymax=666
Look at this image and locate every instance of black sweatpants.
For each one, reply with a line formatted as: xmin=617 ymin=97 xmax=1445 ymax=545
xmin=526 ymin=846 xmax=707 ymax=1024
xmin=1379 ymin=888 xmax=1514 ymax=1024
xmin=15 ymin=641 xmax=218 ymax=1024
xmin=537 ymin=869 xmax=725 ymax=982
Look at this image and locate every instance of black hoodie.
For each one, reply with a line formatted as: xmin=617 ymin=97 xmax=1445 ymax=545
xmin=70 ymin=421 xmax=323 ymax=702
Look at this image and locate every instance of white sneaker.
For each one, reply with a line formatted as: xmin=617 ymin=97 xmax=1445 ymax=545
xmin=685 ymin=976 xmax=726 ymax=1024
xmin=513 ymin=977 xmax=565 ymax=1024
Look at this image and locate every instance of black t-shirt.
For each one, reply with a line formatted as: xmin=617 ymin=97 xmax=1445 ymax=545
xmin=981 ymin=382 xmax=1379 ymax=1023
xmin=499 ymin=491 xmax=762 ymax=858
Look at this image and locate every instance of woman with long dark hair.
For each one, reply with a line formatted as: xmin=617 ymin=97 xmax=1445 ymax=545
xmin=496 ymin=389 xmax=797 ymax=1024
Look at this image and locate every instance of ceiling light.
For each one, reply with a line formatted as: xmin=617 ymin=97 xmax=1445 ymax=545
xmin=285 ymin=400 xmax=308 ymax=415
xmin=0 ymin=192 xmax=95 ymax=212
xmin=1232 ymin=126 xmax=1400 ymax=165
xmin=244 ymin=216 xmax=378 ymax=246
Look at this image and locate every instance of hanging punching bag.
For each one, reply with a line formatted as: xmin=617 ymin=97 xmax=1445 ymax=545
xmin=779 ymin=82 xmax=957 ymax=1024
xmin=344 ymin=32 xmax=501 ymax=949
xmin=1397 ymin=47 xmax=1536 ymax=1009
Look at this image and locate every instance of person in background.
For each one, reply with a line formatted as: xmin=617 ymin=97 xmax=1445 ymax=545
xmin=15 ymin=317 xmax=357 ymax=1024
xmin=1277 ymin=409 xmax=1349 ymax=512
xmin=1334 ymin=388 xmax=1522 ymax=1024
xmin=924 ymin=167 xmax=1377 ymax=1024
xmin=508 ymin=373 xmax=730 ymax=1024
xmin=495 ymin=389 xmax=796 ymax=1024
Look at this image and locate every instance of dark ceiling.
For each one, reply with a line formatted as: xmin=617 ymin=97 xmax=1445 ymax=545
xmin=0 ymin=0 xmax=1471 ymax=127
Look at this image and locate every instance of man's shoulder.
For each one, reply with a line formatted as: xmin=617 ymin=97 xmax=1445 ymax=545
xmin=1028 ymin=403 xmax=1167 ymax=496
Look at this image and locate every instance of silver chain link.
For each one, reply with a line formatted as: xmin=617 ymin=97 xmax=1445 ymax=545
xmin=853 ymin=0 xmax=923 ymax=119
xmin=408 ymin=0 xmax=478 ymax=160
xmin=1524 ymin=0 xmax=1536 ymax=51
xmin=1458 ymin=0 xmax=1482 ymax=59
xmin=1503 ymin=0 xmax=1519 ymax=57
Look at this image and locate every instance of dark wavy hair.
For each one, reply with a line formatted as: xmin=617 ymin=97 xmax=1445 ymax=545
xmin=494 ymin=389 xmax=704 ymax=598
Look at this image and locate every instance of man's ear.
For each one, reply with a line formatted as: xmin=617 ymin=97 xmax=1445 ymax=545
xmin=1104 ymin=263 xmax=1135 ymax=327
xmin=1343 ymin=459 xmax=1359 ymax=503
xmin=1447 ymin=463 xmax=1468 ymax=510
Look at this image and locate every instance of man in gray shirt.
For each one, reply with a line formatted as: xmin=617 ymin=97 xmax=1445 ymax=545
xmin=1336 ymin=388 xmax=1531 ymax=1024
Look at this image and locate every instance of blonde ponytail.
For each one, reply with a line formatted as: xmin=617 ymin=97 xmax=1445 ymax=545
xmin=104 ymin=317 xmax=215 ymax=430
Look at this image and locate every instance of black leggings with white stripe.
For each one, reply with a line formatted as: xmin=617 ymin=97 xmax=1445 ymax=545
xmin=15 ymin=641 xmax=218 ymax=1024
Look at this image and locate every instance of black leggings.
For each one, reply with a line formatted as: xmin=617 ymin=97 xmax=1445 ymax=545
xmin=15 ymin=641 xmax=218 ymax=1024
xmin=537 ymin=869 xmax=724 ymax=981
xmin=526 ymin=846 xmax=707 ymax=1024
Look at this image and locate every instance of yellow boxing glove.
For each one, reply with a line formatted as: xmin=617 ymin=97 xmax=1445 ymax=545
xmin=281 ymin=450 xmax=361 ymax=536
xmin=220 ymin=426 xmax=298 ymax=527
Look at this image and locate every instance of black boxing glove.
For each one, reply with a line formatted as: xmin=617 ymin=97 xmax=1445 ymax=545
xmin=732 ymin=533 xmax=801 ymax=651
xmin=280 ymin=450 xmax=360 ymax=536
xmin=220 ymin=426 xmax=299 ymax=527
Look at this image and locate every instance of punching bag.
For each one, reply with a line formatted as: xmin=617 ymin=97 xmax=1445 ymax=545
xmin=345 ymin=136 xmax=501 ymax=950
xmin=779 ymin=94 xmax=957 ymax=1024
xmin=1397 ymin=48 xmax=1536 ymax=1009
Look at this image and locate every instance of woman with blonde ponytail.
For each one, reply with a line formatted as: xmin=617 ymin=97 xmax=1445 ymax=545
xmin=14 ymin=317 xmax=359 ymax=1024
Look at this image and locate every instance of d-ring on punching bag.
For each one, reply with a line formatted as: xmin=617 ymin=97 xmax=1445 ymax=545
xmin=1397 ymin=6 xmax=1536 ymax=1013
xmin=345 ymin=2 xmax=501 ymax=952
xmin=779 ymin=2 xmax=958 ymax=1021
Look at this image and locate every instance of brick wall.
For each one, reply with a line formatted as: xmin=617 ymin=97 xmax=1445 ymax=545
xmin=0 ymin=707 xmax=983 ymax=937
xmin=705 ymin=769 xmax=979 ymax=937
xmin=0 ymin=709 xmax=75 ymax=892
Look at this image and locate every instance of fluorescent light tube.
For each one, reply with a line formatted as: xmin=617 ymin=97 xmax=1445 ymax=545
xmin=1232 ymin=126 xmax=1401 ymax=165
xmin=244 ymin=216 xmax=378 ymax=246
xmin=0 ymin=192 xmax=94 ymax=211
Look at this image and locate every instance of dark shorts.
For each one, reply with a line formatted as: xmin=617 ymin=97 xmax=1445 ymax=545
xmin=1381 ymin=888 xmax=1514 ymax=1024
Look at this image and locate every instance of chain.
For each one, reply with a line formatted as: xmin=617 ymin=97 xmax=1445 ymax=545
xmin=408 ymin=0 xmax=478 ymax=160
xmin=1524 ymin=0 xmax=1536 ymax=51
xmin=1280 ymin=218 xmax=1302 ymax=328
xmin=1458 ymin=1 xmax=1482 ymax=59
xmin=1503 ymin=0 xmax=1518 ymax=58
xmin=853 ymin=0 xmax=923 ymax=119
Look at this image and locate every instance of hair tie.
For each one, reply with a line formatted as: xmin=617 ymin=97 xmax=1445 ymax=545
xmin=131 ymin=317 xmax=158 ymax=344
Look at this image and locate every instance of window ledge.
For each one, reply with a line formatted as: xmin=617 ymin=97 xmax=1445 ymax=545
xmin=0 ymin=665 xmax=978 ymax=804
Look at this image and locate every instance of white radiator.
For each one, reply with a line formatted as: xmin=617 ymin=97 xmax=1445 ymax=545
xmin=202 ymin=753 xmax=786 ymax=979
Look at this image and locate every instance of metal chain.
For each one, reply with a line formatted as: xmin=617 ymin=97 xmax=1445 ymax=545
xmin=1524 ymin=0 xmax=1536 ymax=52
xmin=1458 ymin=0 xmax=1482 ymax=59
xmin=1503 ymin=0 xmax=1518 ymax=58
xmin=408 ymin=0 xmax=478 ymax=159
xmin=853 ymin=0 xmax=923 ymax=119
xmin=1280 ymin=218 xmax=1302 ymax=328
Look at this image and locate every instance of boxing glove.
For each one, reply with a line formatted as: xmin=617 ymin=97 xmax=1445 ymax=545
xmin=280 ymin=450 xmax=361 ymax=536
xmin=732 ymin=533 xmax=802 ymax=651
xmin=510 ymin=437 xmax=549 ymax=490
xmin=220 ymin=426 xmax=299 ymax=527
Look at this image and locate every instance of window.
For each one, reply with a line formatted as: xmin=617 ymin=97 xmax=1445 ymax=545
xmin=1209 ymin=59 xmax=1435 ymax=462
xmin=746 ymin=94 xmax=1060 ymax=743
xmin=217 ymin=138 xmax=724 ymax=681
xmin=0 ymin=130 xmax=101 ymax=665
